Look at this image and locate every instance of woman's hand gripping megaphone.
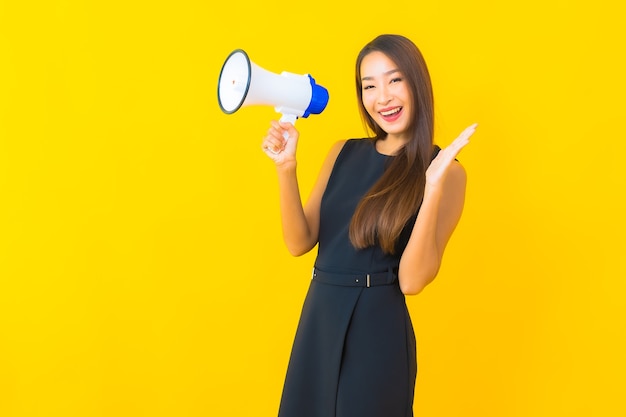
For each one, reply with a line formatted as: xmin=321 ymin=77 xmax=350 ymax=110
xmin=262 ymin=119 xmax=299 ymax=166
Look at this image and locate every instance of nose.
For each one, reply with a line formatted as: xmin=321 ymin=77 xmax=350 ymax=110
xmin=377 ymin=85 xmax=392 ymax=105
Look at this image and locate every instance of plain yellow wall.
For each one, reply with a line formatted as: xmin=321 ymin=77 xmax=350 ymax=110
xmin=1 ymin=0 xmax=625 ymax=416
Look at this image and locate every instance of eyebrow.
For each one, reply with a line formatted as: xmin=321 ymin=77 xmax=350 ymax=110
xmin=361 ymin=68 xmax=401 ymax=82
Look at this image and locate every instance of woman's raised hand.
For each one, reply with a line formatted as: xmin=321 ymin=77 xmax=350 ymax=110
xmin=261 ymin=120 xmax=300 ymax=167
xmin=425 ymin=123 xmax=477 ymax=189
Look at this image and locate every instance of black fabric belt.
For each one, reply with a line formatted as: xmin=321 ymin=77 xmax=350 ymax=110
xmin=311 ymin=267 xmax=398 ymax=288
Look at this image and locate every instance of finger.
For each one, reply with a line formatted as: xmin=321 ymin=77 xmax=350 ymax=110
xmin=267 ymin=120 xmax=286 ymax=138
xmin=263 ymin=142 xmax=284 ymax=155
xmin=451 ymin=135 xmax=470 ymax=152
xmin=457 ymin=123 xmax=478 ymax=141
xmin=448 ymin=123 xmax=477 ymax=152
xmin=279 ymin=121 xmax=298 ymax=141
xmin=268 ymin=127 xmax=288 ymax=145
xmin=262 ymin=142 xmax=283 ymax=158
xmin=268 ymin=126 xmax=286 ymax=140
xmin=262 ymin=136 xmax=285 ymax=154
xmin=278 ymin=121 xmax=293 ymax=130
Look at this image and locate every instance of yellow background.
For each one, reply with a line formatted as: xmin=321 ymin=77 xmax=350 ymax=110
xmin=1 ymin=0 xmax=625 ymax=416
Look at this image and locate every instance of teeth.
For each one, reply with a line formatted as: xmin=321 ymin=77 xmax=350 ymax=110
xmin=380 ymin=107 xmax=401 ymax=116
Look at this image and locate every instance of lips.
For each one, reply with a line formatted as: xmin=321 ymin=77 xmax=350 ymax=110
xmin=379 ymin=106 xmax=403 ymax=122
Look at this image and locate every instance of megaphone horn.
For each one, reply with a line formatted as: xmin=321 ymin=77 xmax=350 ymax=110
xmin=217 ymin=49 xmax=329 ymax=125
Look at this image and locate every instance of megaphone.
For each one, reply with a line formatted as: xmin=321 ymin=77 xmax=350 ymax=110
xmin=217 ymin=49 xmax=329 ymax=126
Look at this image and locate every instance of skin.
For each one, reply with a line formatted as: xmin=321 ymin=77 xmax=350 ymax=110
xmin=360 ymin=51 xmax=413 ymax=154
xmin=262 ymin=50 xmax=477 ymax=295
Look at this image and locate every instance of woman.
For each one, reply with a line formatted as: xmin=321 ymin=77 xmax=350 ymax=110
xmin=262 ymin=34 xmax=477 ymax=417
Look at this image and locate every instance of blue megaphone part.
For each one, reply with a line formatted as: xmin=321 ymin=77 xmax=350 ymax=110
xmin=302 ymin=75 xmax=329 ymax=118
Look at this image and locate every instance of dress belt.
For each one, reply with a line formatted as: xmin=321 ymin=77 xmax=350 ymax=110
xmin=311 ymin=267 xmax=398 ymax=288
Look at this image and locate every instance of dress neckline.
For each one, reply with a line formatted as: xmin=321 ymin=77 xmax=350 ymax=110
xmin=371 ymin=139 xmax=396 ymax=157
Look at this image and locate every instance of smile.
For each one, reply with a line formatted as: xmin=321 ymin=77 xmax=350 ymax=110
xmin=379 ymin=107 xmax=402 ymax=117
xmin=378 ymin=106 xmax=404 ymax=123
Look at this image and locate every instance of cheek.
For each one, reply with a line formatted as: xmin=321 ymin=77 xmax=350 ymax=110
xmin=363 ymin=105 xmax=377 ymax=119
xmin=361 ymin=94 xmax=376 ymax=112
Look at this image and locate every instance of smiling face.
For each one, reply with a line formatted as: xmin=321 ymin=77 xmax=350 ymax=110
xmin=359 ymin=51 xmax=413 ymax=142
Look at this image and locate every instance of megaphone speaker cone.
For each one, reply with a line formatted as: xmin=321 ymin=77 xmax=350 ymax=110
xmin=217 ymin=49 xmax=251 ymax=114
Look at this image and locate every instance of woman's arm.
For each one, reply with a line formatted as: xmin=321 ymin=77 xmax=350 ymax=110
xmin=262 ymin=120 xmax=345 ymax=256
xmin=398 ymin=123 xmax=476 ymax=295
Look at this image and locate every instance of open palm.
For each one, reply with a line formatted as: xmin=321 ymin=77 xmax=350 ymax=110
xmin=426 ymin=123 xmax=477 ymax=188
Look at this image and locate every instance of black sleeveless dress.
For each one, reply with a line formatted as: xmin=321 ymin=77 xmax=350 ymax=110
xmin=278 ymin=138 xmax=434 ymax=417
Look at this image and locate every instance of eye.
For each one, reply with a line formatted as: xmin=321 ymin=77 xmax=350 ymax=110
xmin=363 ymin=84 xmax=375 ymax=90
xmin=390 ymin=77 xmax=403 ymax=84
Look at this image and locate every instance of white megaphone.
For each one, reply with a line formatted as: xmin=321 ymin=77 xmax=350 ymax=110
xmin=217 ymin=49 xmax=329 ymax=127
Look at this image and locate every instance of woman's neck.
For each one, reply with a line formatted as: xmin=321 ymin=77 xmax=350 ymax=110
xmin=376 ymin=135 xmax=409 ymax=156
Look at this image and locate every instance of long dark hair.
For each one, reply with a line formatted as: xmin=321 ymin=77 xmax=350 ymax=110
xmin=349 ymin=34 xmax=435 ymax=254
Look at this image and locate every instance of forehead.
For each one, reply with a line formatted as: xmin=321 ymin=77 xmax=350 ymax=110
xmin=360 ymin=51 xmax=399 ymax=78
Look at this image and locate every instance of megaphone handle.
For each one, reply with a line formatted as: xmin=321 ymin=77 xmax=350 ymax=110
xmin=279 ymin=113 xmax=298 ymax=140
